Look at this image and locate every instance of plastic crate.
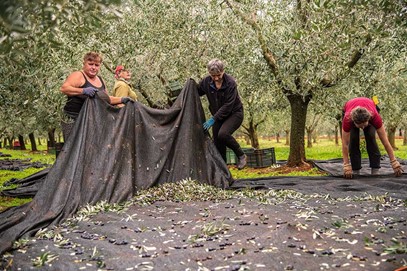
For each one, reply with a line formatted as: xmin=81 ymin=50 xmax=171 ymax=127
xmin=245 ymin=147 xmax=276 ymax=168
xmin=226 ymin=148 xmax=237 ymax=165
xmin=227 ymin=147 xmax=256 ymax=165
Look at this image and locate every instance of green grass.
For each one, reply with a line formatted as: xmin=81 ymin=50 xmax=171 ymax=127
xmin=231 ymin=137 xmax=407 ymax=179
xmin=0 ymin=146 xmax=56 ymax=211
xmin=238 ymin=137 xmax=407 ymax=160
xmin=229 ymin=166 xmax=324 ymax=179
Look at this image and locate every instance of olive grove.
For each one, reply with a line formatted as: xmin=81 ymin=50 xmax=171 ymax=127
xmin=0 ymin=0 xmax=406 ymax=167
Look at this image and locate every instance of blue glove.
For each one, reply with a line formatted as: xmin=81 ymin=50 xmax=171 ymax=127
xmin=203 ymin=117 xmax=215 ymax=131
xmin=121 ymin=97 xmax=135 ymax=104
xmin=82 ymin=87 xmax=98 ymax=97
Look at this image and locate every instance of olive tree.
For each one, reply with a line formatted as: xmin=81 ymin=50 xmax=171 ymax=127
xmin=0 ymin=0 xmax=122 ymax=148
xmin=223 ymin=0 xmax=405 ymax=166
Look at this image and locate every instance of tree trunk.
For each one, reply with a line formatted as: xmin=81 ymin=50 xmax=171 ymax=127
xmin=18 ymin=135 xmax=26 ymax=150
xmin=403 ymin=128 xmax=407 ymax=146
xmin=306 ymin=128 xmax=312 ymax=148
xmin=276 ymin=132 xmax=280 ymax=143
xmin=29 ymin=132 xmax=37 ymax=151
xmin=388 ymin=126 xmax=397 ymax=150
xmin=37 ymin=137 xmax=42 ymax=146
xmin=48 ymin=129 xmax=56 ymax=148
xmin=334 ymin=124 xmax=339 ymax=145
xmin=312 ymin=131 xmax=317 ymax=143
xmin=285 ymin=130 xmax=290 ymax=145
xmin=287 ymin=94 xmax=309 ymax=166
xmin=6 ymin=137 xmax=12 ymax=148
xmin=250 ymin=133 xmax=259 ymax=149
xmin=246 ymin=120 xmax=259 ymax=149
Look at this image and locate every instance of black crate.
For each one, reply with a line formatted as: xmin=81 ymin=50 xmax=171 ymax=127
xmin=227 ymin=147 xmax=256 ymax=165
xmin=245 ymin=147 xmax=276 ymax=168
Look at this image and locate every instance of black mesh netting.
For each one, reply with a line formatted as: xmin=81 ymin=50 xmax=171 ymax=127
xmin=0 ymin=79 xmax=232 ymax=255
xmin=1 ymin=79 xmax=406 ymax=270
xmin=4 ymin=156 xmax=407 ymax=199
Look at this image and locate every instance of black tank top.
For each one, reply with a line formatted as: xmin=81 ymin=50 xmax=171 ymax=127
xmin=63 ymin=72 xmax=110 ymax=118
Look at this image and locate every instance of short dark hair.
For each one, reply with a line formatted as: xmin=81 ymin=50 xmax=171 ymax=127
xmin=351 ymin=106 xmax=371 ymax=124
xmin=83 ymin=52 xmax=102 ymax=63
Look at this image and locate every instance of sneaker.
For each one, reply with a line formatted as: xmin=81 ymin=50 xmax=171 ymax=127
xmin=353 ymin=169 xmax=360 ymax=175
xmin=371 ymin=168 xmax=380 ymax=175
xmin=237 ymin=154 xmax=247 ymax=170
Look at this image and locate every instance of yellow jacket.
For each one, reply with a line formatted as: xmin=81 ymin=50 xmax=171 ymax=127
xmin=113 ymin=80 xmax=138 ymax=101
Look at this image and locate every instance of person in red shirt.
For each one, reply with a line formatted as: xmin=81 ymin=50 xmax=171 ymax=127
xmin=341 ymin=97 xmax=403 ymax=178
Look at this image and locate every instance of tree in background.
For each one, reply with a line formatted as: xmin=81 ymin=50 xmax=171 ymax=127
xmin=1 ymin=0 xmax=406 ymax=164
xmin=224 ymin=0 xmax=406 ymax=166
xmin=0 ymin=0 xmax=122 ymax=148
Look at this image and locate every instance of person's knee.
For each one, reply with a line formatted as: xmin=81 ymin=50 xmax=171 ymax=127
xmin=217 ymin=131 xmax=231 ymax=142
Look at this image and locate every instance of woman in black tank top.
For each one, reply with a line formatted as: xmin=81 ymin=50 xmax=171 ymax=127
xmin=63 ymin=72 xmax=110 ymax=118
xmin=60 ymin=52 xmax=131 ymax=140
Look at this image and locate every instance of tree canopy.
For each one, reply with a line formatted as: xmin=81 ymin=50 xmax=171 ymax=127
xmin=0 ymin=0 xmax=406 ymax=165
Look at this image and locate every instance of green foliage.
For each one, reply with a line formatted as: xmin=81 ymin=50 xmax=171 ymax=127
xmin=383 ymin=239 xmax=407 ymax=255
xmin=0 ymin=0 xmax=122 ymax=56
xmin=201 ymin=220 xmax=230 ymax=237
xmin=1 ymin=0 xmax=406 ymax=160
xmin=31 ymin=251 xmax=58 ymax=267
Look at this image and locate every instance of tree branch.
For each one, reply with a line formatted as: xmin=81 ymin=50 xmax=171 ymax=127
xmin=347 ymin=34 xmax=372 ymax=68
xmin=131 ymin=79 xmax=161 ymax=109
xmin=224 ymin=0 xmax=278 ymax=77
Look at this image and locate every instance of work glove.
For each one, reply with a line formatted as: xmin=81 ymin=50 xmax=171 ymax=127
xmin=82 ymin=87 xmax=98 ymax=97
xmin=390 ymin=159 xmax=404 ymax=177
xmin=203 ymin=117 xmax=215 ymax=131
xmin=121 ymin=97 xmax=135 ymax=104
xmin=343 ymin=163 xmax=353 ymax=179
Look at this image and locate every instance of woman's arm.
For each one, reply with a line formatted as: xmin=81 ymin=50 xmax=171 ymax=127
xmin=60 ymin=71 xmax=86 ymax=96
xmin=376 ymin=126 xmax=396 ymax=161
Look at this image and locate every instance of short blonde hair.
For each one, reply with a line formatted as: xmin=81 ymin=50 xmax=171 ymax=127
xmin=83 ymin=52 xmax=102 ymax=63
xmin=350 ymin=106 xmax=371 ymax=124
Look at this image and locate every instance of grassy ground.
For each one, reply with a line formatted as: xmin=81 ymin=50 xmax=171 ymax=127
xmin=229 ymin=137 xmax=407 ymax=178
xmin=1 ymin=137 xmax=406 ymax=210
xmin=0 ymin=146 xmax=55 ymax=211
xmin=238 ymin=137 xmax=407 ymax=161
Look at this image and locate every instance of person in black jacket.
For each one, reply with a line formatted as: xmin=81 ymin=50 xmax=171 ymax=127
xmin=198 ymin=59 xmax=247 ymax=169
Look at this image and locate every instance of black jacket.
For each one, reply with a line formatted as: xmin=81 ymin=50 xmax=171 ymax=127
xmin=198 ymin=73 xmax=243 ymax=122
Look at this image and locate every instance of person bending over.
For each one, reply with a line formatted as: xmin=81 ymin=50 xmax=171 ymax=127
xmin=341 ymin=97 xmax=403 ymax=178
xmin=198 ymin=58 xmax=247 ymax=170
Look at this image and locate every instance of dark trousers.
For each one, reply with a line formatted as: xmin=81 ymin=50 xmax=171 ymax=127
xmin=212 ymin=111 xmax=244 ymax=162
xmin=349 ymin=125 xmax=381 ymax=170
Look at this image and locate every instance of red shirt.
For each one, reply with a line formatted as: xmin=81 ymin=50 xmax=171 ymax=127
xmin=342 ymin=97 xmax=383 ymax=132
